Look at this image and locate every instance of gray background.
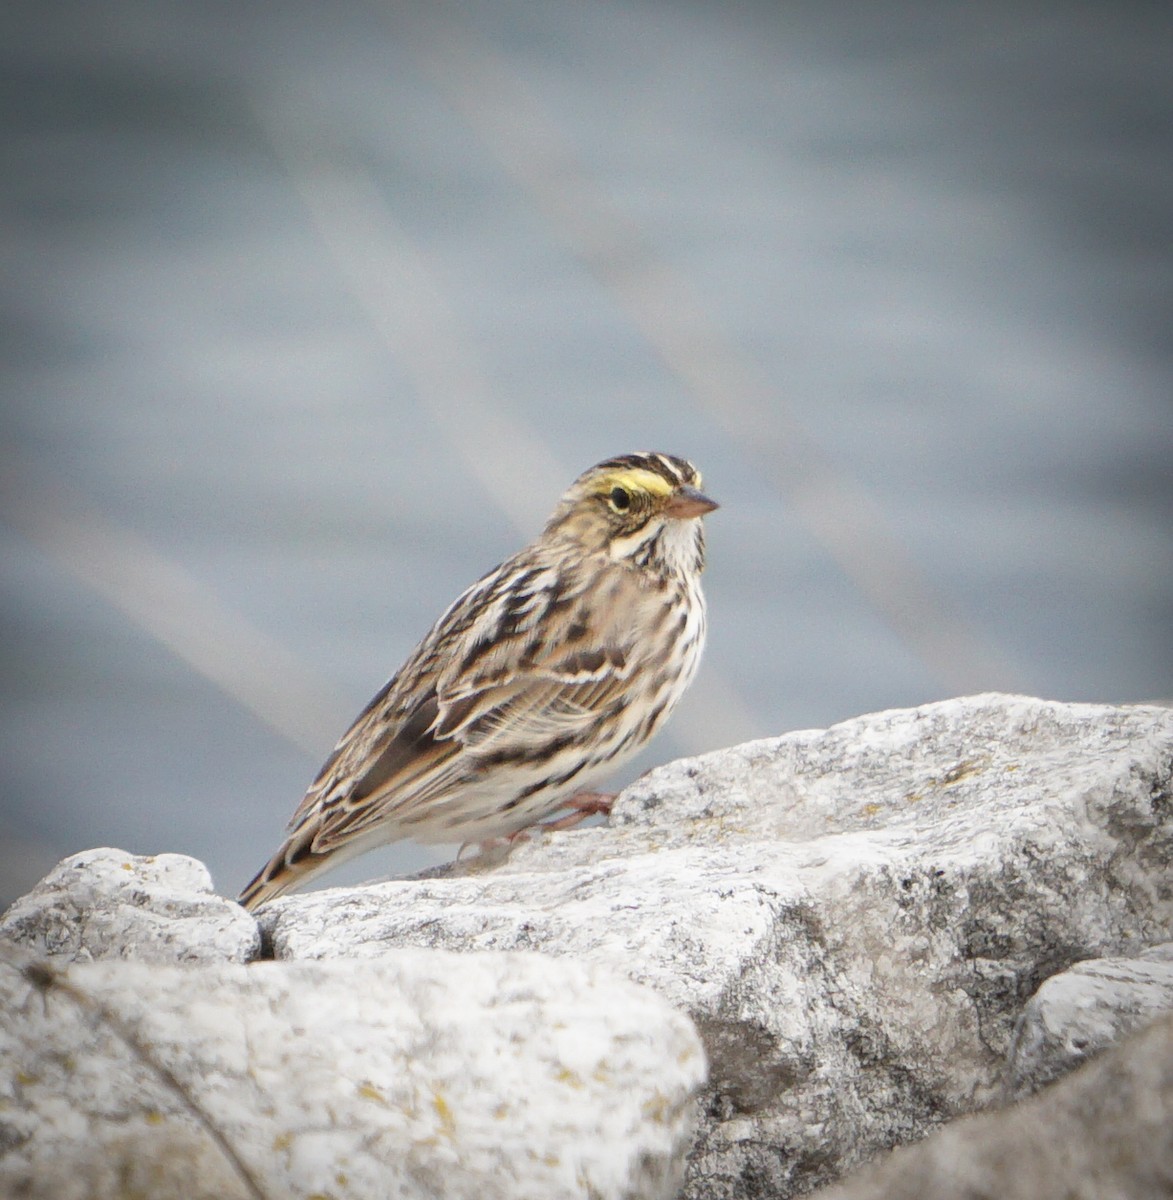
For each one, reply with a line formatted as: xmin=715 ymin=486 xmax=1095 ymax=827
xmin=2 ymin=0 xmax=1170 ymax=906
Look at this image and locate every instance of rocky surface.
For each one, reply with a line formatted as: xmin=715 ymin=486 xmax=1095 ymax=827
xmin=0 ymin=945 xmax=705 ymax=1200
xmin=811 ymin=1011 xmax=1173 ymax=1200
xmin=0 ymin=847 xmax=259 ymax=964
xmin=259 ymin=695 xmax=1173 ymax=1197
xmin=1005 ymin=942 xmax=1173 ymax=1100
xmin=2 ymin=694 xmax=1171 ymax=1200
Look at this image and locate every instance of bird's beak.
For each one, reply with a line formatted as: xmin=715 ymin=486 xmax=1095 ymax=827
xmin=664 ymin=486 xmax=719 ymax=519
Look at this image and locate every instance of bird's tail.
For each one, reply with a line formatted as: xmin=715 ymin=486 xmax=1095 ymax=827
xmin=237 ymin=826 xmax=325 ymax=911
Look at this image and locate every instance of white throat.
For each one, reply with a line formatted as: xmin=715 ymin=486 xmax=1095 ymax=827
xmin=609 ymin=516 xmax=704 ymax=577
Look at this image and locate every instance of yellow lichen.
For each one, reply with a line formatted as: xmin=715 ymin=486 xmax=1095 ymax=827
xmin=941 ymin=760 xmax=981 ymax=786
xmin=432 ymin=1090 xmax=456 ymax=1136
xmin=357 ymin=1082 xmax=388 ymax=1105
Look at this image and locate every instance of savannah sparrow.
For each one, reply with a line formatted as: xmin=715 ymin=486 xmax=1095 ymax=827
xmin=238 ymin=452 xmax=716 ymax=909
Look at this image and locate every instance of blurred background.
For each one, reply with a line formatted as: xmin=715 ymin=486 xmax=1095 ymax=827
xmin=2 ymin=1 xmax=1170 ymax=907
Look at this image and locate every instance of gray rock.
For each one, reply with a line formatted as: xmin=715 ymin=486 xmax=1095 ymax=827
xmin=3 ymin=694 xmax=1170 ymax=1200
xmin=810 ymin=1011 xmax=1173 ymax=1200
xmin=0 ymin=946 xmax=706 ymax=1200
xmin=0 ymin=847 xmax=260 ymax=965
xmin=1006 ymin=944 xmax=1173 ymax=1100
xmin=257 ymin=695 xmax=1173 ymax=1198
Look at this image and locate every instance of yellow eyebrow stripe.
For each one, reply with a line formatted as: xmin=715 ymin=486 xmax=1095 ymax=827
xmin=597 ymin=468 xmax=676 ymax=498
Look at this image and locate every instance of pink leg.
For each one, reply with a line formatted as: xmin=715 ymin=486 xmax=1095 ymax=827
xmin=458 ymin=791 xmax=617 ymax=858
xmin=534 ymin=790 xmax=616 ymax=832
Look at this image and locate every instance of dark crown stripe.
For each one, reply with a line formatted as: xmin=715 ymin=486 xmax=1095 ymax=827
xmin=593 ymin=452 xmax=696 ymax=486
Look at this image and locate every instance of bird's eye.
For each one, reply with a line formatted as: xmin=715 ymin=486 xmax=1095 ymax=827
xmin=609 ymin=486 xmax=631 ymax=511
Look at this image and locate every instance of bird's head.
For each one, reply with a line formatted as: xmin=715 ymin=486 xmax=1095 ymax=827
xmin=544 ymin=452 xmax=717 ymax=574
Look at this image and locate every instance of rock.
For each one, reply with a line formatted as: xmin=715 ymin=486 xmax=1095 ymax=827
xmin=809 ymin=1010 xmax=1173 ymax=1200
xmin=0 ymin=847 xmax=260 ymax=965
xmin=256 ymin=695 xmax=1173 ymax=1198
xmin=3 ymin=694 xmax=1170 ymax=1199
xmin=0 ymin=945 xmax=706 ymax=1200
xmin=1005 ymin=943 xmax=1173 ymax=1100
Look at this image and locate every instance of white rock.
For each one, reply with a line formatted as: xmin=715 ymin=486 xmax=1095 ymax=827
xmin=810 ymin=1011 xmax=1173 ymax=1200
xmin=1005 ymin=944 xmax=1173 ymax=1099
xmin=0 ymin=848 xmax=259 ymax=964
xmin=0 ymin=947 xmax=706 ymax=1200
xmin=258 ymin=695 xmax=1173 ymax=1198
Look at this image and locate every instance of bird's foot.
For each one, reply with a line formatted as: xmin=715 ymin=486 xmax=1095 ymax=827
xmin=456 ymin=791 xmax=616 ymax=858
xmin=457 ymin=829 xmax=536 ymax=860
xmin=536 ymin=790 xmax=616 ymax=832
xmin=457 ymin=838 xmax=506 ymax=860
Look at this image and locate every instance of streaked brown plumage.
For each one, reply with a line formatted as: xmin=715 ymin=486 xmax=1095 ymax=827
xmin=238 ymin=452 xmax=716 ymax=909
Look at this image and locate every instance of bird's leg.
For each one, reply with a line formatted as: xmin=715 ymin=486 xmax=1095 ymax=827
xmin=458 ymin=829 xmax=536 ymax=859
xmin=536 ymin=790 xmax=616 ymax=832
xmin=458 ymin=791 xmax=617 ymax=857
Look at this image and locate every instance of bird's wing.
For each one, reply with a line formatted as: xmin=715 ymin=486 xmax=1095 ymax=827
xmin=289 ymin=554 xmax=649 ymax=852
